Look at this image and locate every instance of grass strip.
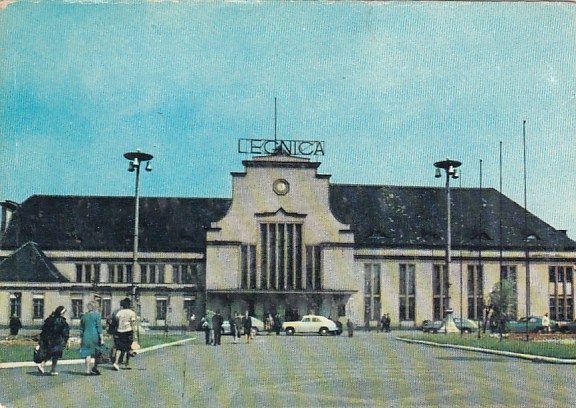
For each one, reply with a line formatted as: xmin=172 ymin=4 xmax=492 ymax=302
xmin=400 ymin=333 xmax=576 ymax=359
xmin=0 ymin=333 xmax=195 ymax=364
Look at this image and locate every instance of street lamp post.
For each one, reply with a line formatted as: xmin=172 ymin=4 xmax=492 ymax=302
xmin=124 ymin=149 xmax=153 ymax=342
xmin=435 ymin=157 xmax=462 ymax=333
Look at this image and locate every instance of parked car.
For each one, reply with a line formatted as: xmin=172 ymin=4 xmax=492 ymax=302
xmin=221 ymin=316 xmax=265 ymax=335
xmin=507 ymin=316 xmax=557 ymax=334
xmin=421 ymin=317 xmax=478 ymax=334
xmin=282 ymin=315 xmax=339 ymax=336
xmin=562 ymin=320 xmax=576 ymax=333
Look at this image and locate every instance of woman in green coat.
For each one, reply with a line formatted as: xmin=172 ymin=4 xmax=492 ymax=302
xmin=80 ymin=301 xmax=103 ymax=375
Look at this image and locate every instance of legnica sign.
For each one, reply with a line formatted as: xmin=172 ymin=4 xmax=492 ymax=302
xmin=238 ymin=138 xmax=325 ymax=156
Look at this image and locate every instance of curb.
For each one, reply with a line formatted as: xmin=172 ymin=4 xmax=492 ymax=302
xmin=0 ymin=337 xmax=196 ymax=370
xmin=396 ymin=336 xmax=576 ymax=364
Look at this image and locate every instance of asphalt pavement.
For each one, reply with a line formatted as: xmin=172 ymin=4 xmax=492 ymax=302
xmin=1 ymin=331 xmax=574 ymax=407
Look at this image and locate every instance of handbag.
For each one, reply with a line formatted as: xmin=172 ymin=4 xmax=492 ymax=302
xmin=33 ymin=344 xmax=45 ymax=364
xmin=94 ymin=345 xmax=110 ymax=365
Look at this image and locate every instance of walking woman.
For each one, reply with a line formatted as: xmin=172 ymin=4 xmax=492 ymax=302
xmin=37 ymin=306 xmax=69 ymax=376
xmin=80 ymin=301 xmax=103 ymax=375
xmin=113 ymin=298 xmax=136 ymax=371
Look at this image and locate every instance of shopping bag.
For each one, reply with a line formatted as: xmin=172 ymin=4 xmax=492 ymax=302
xmin=33 ymin=345 xmax=45 ymax=364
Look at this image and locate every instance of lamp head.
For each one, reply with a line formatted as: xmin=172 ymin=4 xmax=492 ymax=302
xmin=435 ymin=168 xmax=442 ymax=178
xmin=128 ymin=162 xmax=135 ymax=172
xmin=145 ymin=162 xmax=152 ymax=172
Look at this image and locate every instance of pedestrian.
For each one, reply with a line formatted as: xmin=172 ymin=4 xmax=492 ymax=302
xmin=80 ymin=301 xmax=104 ymax=376
xmin=266 ymin=313 xmax=274 ymax=335
xmin=188 ymin=313 xmax=196 ymax=332
xmin=37 ymin=306 xmax=70 ymax=376
xmin=377 ymin=315 xmax=385 ymax=333
xmin=113 ymin=298 xmax=136 ymax=371
xmin=212 ymin=310 xmax=223 ymax=346
xmin=273 ymin=313 xmax=282 ymax=335
xmin=200 ymin=315 xmax=210 ymax=344
xmin=9 ymin=314 xmax=22 ymax=336
xmin=346 ymin=318 xmax=354 ymax=338
xmin=384 ymin=313 xmax=391 ymax=333
xmin=233 ymin=312 xmax=243 ymax=343
xmin=243 ymin=311 xmax=252 ymax=344
xmin=542 ymin=313 xmax=551 ymax=333
xmin=107 ymin=299 xmax=125 ymax=364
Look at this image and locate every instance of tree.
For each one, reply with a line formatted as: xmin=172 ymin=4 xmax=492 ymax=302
xmin=488 ymin=278 xmax=517 ymax=339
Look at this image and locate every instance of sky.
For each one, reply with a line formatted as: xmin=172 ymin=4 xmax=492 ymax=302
xmin=1 ymin=1 xmax=576 ymax=238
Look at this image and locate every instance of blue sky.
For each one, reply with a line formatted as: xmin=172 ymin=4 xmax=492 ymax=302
xmin=1 ymin=1 xmax=576 ymax=237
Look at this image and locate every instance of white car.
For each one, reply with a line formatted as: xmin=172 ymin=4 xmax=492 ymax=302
xmin=282 ymin=315 xmax=339 ymax=336
xmin=221 ymin=316 xmax=265 ymax=335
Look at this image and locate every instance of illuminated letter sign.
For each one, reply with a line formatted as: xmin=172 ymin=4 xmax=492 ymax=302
xmin=238 ymin=138 xmax=325 ymax=156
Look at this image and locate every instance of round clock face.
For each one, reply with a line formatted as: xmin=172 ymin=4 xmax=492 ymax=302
xmin=273 ymin=179 xmax=290 ymax=195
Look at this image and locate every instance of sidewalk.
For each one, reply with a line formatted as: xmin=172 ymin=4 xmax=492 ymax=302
xmin=0 ymin=337 xmax=196 ymax=370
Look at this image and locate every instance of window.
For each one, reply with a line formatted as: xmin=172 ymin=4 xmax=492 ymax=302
xmin=71 ymin=298 xmax=83 ymax=319
xmin=10 ymin=293 xmax=22 ymax=318
xmin=173 ymin=264 xmax=197 ymax=284
xmin=33 ymin=295 xmax=44 ymax=319
xmin=107 ymin=264 xmax=132 ymax=283
xmin=549 ymin=266 xmax=574 ymax=321
xmin=501 ymin=265 xmax=518 ymax=319
xmin=184 ymin=297 xmax=195 ymax=318
xmin=260 ymin=223 xmax=303 ymax=290
xmin=433 ymin=264 xmax=449 ymax=320
xmin=305 ymin=245 xmax=322 ymax=290
xmin=399 ymin=264 xmax=416 ymax=321
xmin=241 ymin=245 xmax=257 ymax=289
xmin=467 ymin=265 xmax=484 ymax=320
xmin=141 ymin=264 xmax=166 ymax=284
xmin=101 ymin=298 xmax=111 ymax=318
xmin=364 ymin=263 xmax=381 ymax=324
xmin=75 ymin=264 xmax=100 ymax=283
xmin=156 ymin=297 xmax=168 ymax=320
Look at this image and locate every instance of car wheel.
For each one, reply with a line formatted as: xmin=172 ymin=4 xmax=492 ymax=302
xmin=251 ymin=327 xmax=259 ymax=336
xmin=319 ymin=327 xmax=329 ymax=336
xmin=285 ymin=327 xmax=295 ymax=336
xmin=462 ymin=328 xmax=471 ymax=334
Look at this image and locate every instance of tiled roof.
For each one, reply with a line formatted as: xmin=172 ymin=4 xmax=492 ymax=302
xmin=330 ymin=185 xmax=576 ymax=251
xmin=0 ymin=241 xmax=69 ymax=282
xmin=1 ymin=195 xmax=231 ymax=252
xmin=1 ymin=186 xmax=574 ymax=253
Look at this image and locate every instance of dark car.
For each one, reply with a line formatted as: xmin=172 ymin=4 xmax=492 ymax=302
xmin=507 ymin=316 xmax=558 ymax=334
xmin=422 ymin=317 xmax=478 ymax=334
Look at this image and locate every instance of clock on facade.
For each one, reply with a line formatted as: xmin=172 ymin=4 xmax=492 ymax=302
xmin=273 ymin=179 xmax=290 ymax=195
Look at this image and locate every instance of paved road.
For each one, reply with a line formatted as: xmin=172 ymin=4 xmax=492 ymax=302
xmin=0 ymin=332 xmax=573 ymax=407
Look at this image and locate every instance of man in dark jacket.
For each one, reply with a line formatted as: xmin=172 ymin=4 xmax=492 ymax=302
xmin=212 ymin=311 xmax=224 ymax=346
xmin=9 ymin=315 xmax=22 ymax=336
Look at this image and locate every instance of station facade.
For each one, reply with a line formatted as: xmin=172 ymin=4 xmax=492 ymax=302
xmin=1 ymin=150 xmax=575 ymax=330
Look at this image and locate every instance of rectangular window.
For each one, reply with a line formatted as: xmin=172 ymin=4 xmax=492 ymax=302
xmin=364 ymin=263 xmax=382 ymax=324
xmin=399 ymin=264 xmax=416 ymax=321
xmin=172 ymin=264 xmax=196 ymax=285
xmin=549 ymin=266 xmax=574 ymax=321
xmin=260 ymin=223 xmax=303 ymax=290
xmin=500 ymin=265 xmax=518 ymax=319
xmin=71 ymin=298 xmax=83 ymax=319
xmin=107 ymin=264 xmax=132 ymax=283
xmin=467 ymin=265 xmax=484 ymax=320
xmin=241 ymin=245 xmax=257 ymax=289
xmin=433 ymin=264 xmax=449 ymax=320
xmin=75 ymin=264 xmax=100 ymax=283
xmin=9 ymin=293 xmax=22 ymax=318
xmin=101 ymin=298 xmax=111 ymax=318
xmin=156 ymin=298 xmax=168 ymax=320
xmin=33 ymin=296 xmax=44 ymax=319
